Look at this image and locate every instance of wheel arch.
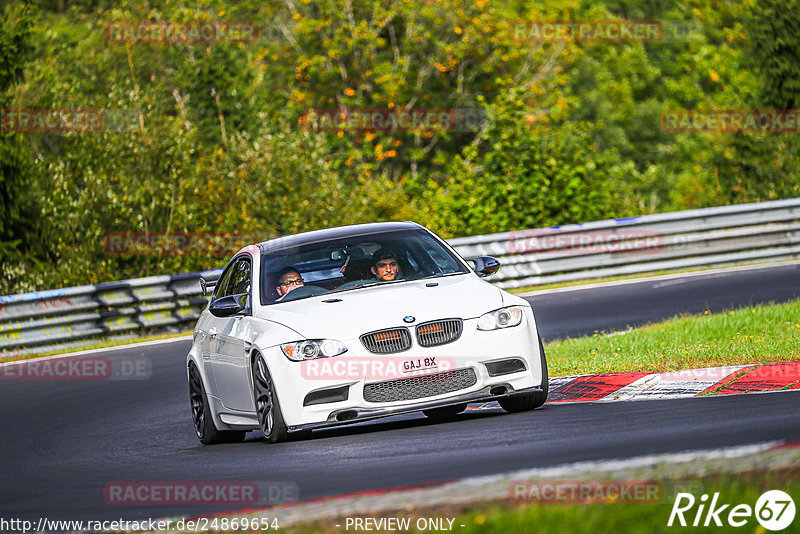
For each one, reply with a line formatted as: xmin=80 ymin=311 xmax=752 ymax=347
xmin=248 ymin=348 xmax=285 ymax=407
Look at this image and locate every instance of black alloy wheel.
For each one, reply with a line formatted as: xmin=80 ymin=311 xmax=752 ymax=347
xmin=251 ymin=353 xmax=288 ymax=443
xmin=188 ymin=363 xmax=246 ymax=445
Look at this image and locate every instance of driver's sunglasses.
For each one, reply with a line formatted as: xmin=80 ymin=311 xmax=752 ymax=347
xmin=278 ymin=278 xmax=304 ymax=287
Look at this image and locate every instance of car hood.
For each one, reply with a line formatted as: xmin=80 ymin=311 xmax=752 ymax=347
xmin=258 ymin=274 xmax=506 ymax=340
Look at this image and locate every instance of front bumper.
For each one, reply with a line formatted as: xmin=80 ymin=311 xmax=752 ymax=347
xmin=286 ymin=384 xmax=544 ymax=432
xmin=262 ymin=313 xmax=544 ymax=429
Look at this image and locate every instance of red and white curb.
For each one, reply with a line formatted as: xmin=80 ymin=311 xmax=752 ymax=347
xmin=464 ymin=361 xmax=800 ymax=412
xmin=546 ymin=361 xmax=800 ymax=403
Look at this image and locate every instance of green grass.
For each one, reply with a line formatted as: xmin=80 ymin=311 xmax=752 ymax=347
xmin=546 ymin=300 xmax=800 ymax=377
xmin=454 ymin=473 xmax=800 ymax=534
xmin=280 ymin=469 xmax=800 ymax=534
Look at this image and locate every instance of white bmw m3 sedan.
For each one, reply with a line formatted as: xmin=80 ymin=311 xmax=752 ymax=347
xmin=187 ymin=222 xmax=548 ymax=444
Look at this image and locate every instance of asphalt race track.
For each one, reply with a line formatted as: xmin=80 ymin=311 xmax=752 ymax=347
xmin=1 ymin=263 xmax=799 ymax=522
xmin=530 ymin=262 xmax=800 ymax=341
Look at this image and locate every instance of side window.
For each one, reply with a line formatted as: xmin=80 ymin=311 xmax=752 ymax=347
xmin=228 ymin=259 xmax=252 ymax=296
xmin=214 ymin=257 xmax=251 ymax=299
xmin=213 ymin=263 xmax=236 ymax=300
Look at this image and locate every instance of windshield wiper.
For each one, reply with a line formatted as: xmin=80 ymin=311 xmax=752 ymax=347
xmin=415 ymin=272 xmax=464 ymax=281
xmin=327 ymin=281 xmax=382 ymax=294
xmin=326 ymin=274 xmax=456 ymax=296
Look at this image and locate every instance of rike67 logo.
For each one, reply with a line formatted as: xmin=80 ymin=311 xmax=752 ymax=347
xmin=668 ymin=490 xmax=796 ymax=531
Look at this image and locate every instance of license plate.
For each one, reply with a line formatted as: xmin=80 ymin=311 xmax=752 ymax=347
xmin=402 ymin=357 xmax=438 ymax=374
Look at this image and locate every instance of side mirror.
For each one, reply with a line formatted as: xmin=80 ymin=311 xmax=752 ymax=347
xmin=199 ymin=273 xmax=220 ymax=296
xmin=466 ymin=256 xmax=501 ymax=277
xmin=209 ymin=293 xmax=249 ymax=317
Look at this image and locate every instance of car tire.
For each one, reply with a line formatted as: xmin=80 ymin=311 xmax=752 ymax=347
xmin=423 ymin=403 xmax=468 ymax=420
xmin=498 ymin=335 xmax=549 ymax=413
xmin=251 ymin=353 xmax=288 ymax=443
xmin=189 ymin=363 xmax=246 ymax=445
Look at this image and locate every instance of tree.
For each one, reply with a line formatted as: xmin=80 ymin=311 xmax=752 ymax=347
xmin=746 ymin=0 xmax=800 ymax=109
xmin=702 ymin=0 xmax=800 ymax=205
xmin=422 ymin=88 xmax=629 ymax=237
xmin=0 ymin=4 xmax=45 ymax=294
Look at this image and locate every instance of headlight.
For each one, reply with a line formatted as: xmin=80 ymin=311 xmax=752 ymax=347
xmin=477 ymin=306 xmax=524 ymax=331
xmin=281 ymin=339 xmax=347 ymax=361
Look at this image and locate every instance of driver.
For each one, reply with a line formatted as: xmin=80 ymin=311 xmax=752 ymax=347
xmin=370 ymin=248 xmax=403 ymax=282
xmin=275 ymin=267 xmax=304 ymax=300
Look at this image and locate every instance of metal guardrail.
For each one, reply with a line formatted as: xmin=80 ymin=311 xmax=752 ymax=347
xmin=0 ymin=271 xmax=221 ymax=357
xmin=450 ymin=197 xmax=800 ymax=289
xmin=2 ymin=198 xmax=799 ymax=356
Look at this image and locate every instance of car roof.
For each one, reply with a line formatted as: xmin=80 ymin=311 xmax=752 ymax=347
xmin=256 ymin=221 xmax=425 ymax=254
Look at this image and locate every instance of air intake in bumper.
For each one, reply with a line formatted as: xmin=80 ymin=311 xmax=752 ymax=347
xmin=485 ymin=358 xmax=527 ymax=377
xmin=363 ymin=368 xmax=477 ymax=403
xmin=303 ymin=385 xmax=350 ymax=406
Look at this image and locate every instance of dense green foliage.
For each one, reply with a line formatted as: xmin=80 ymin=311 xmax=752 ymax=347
xmin=1 ymin=0 xmax=798 ymax=293
xmin=0 ymin=4 xmax=49 ymax=289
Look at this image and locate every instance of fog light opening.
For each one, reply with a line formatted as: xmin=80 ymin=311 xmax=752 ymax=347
xmin=336 ymin=410 xmax=358 ymax=422
xmin=491 ymin=386 xmax=508 ymax=396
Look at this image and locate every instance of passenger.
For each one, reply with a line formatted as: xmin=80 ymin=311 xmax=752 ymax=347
xmin=370 ymin=248 xmax=403 ymax=282
xmin=275 ymin=267 xmax=304 ymax=300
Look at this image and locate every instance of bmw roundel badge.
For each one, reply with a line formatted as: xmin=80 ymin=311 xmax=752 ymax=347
xmin=403 ymin=316 xmax=415 ymax=323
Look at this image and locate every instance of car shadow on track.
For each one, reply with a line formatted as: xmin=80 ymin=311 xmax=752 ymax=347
xmin=242 ymin=404 xmax=519 ymax=443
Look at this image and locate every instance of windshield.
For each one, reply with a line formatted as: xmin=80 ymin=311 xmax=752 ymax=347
xmin=259 ymin=228 xmax=469 ymax=305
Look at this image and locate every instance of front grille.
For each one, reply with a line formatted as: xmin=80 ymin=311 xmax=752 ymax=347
xmin=363 ymin=368 xmax=477 ymax=403
xmin=416 ymin=319 xmax=463 ymax=347
xmin=360 ymin=328 xmax=412 ymax=354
